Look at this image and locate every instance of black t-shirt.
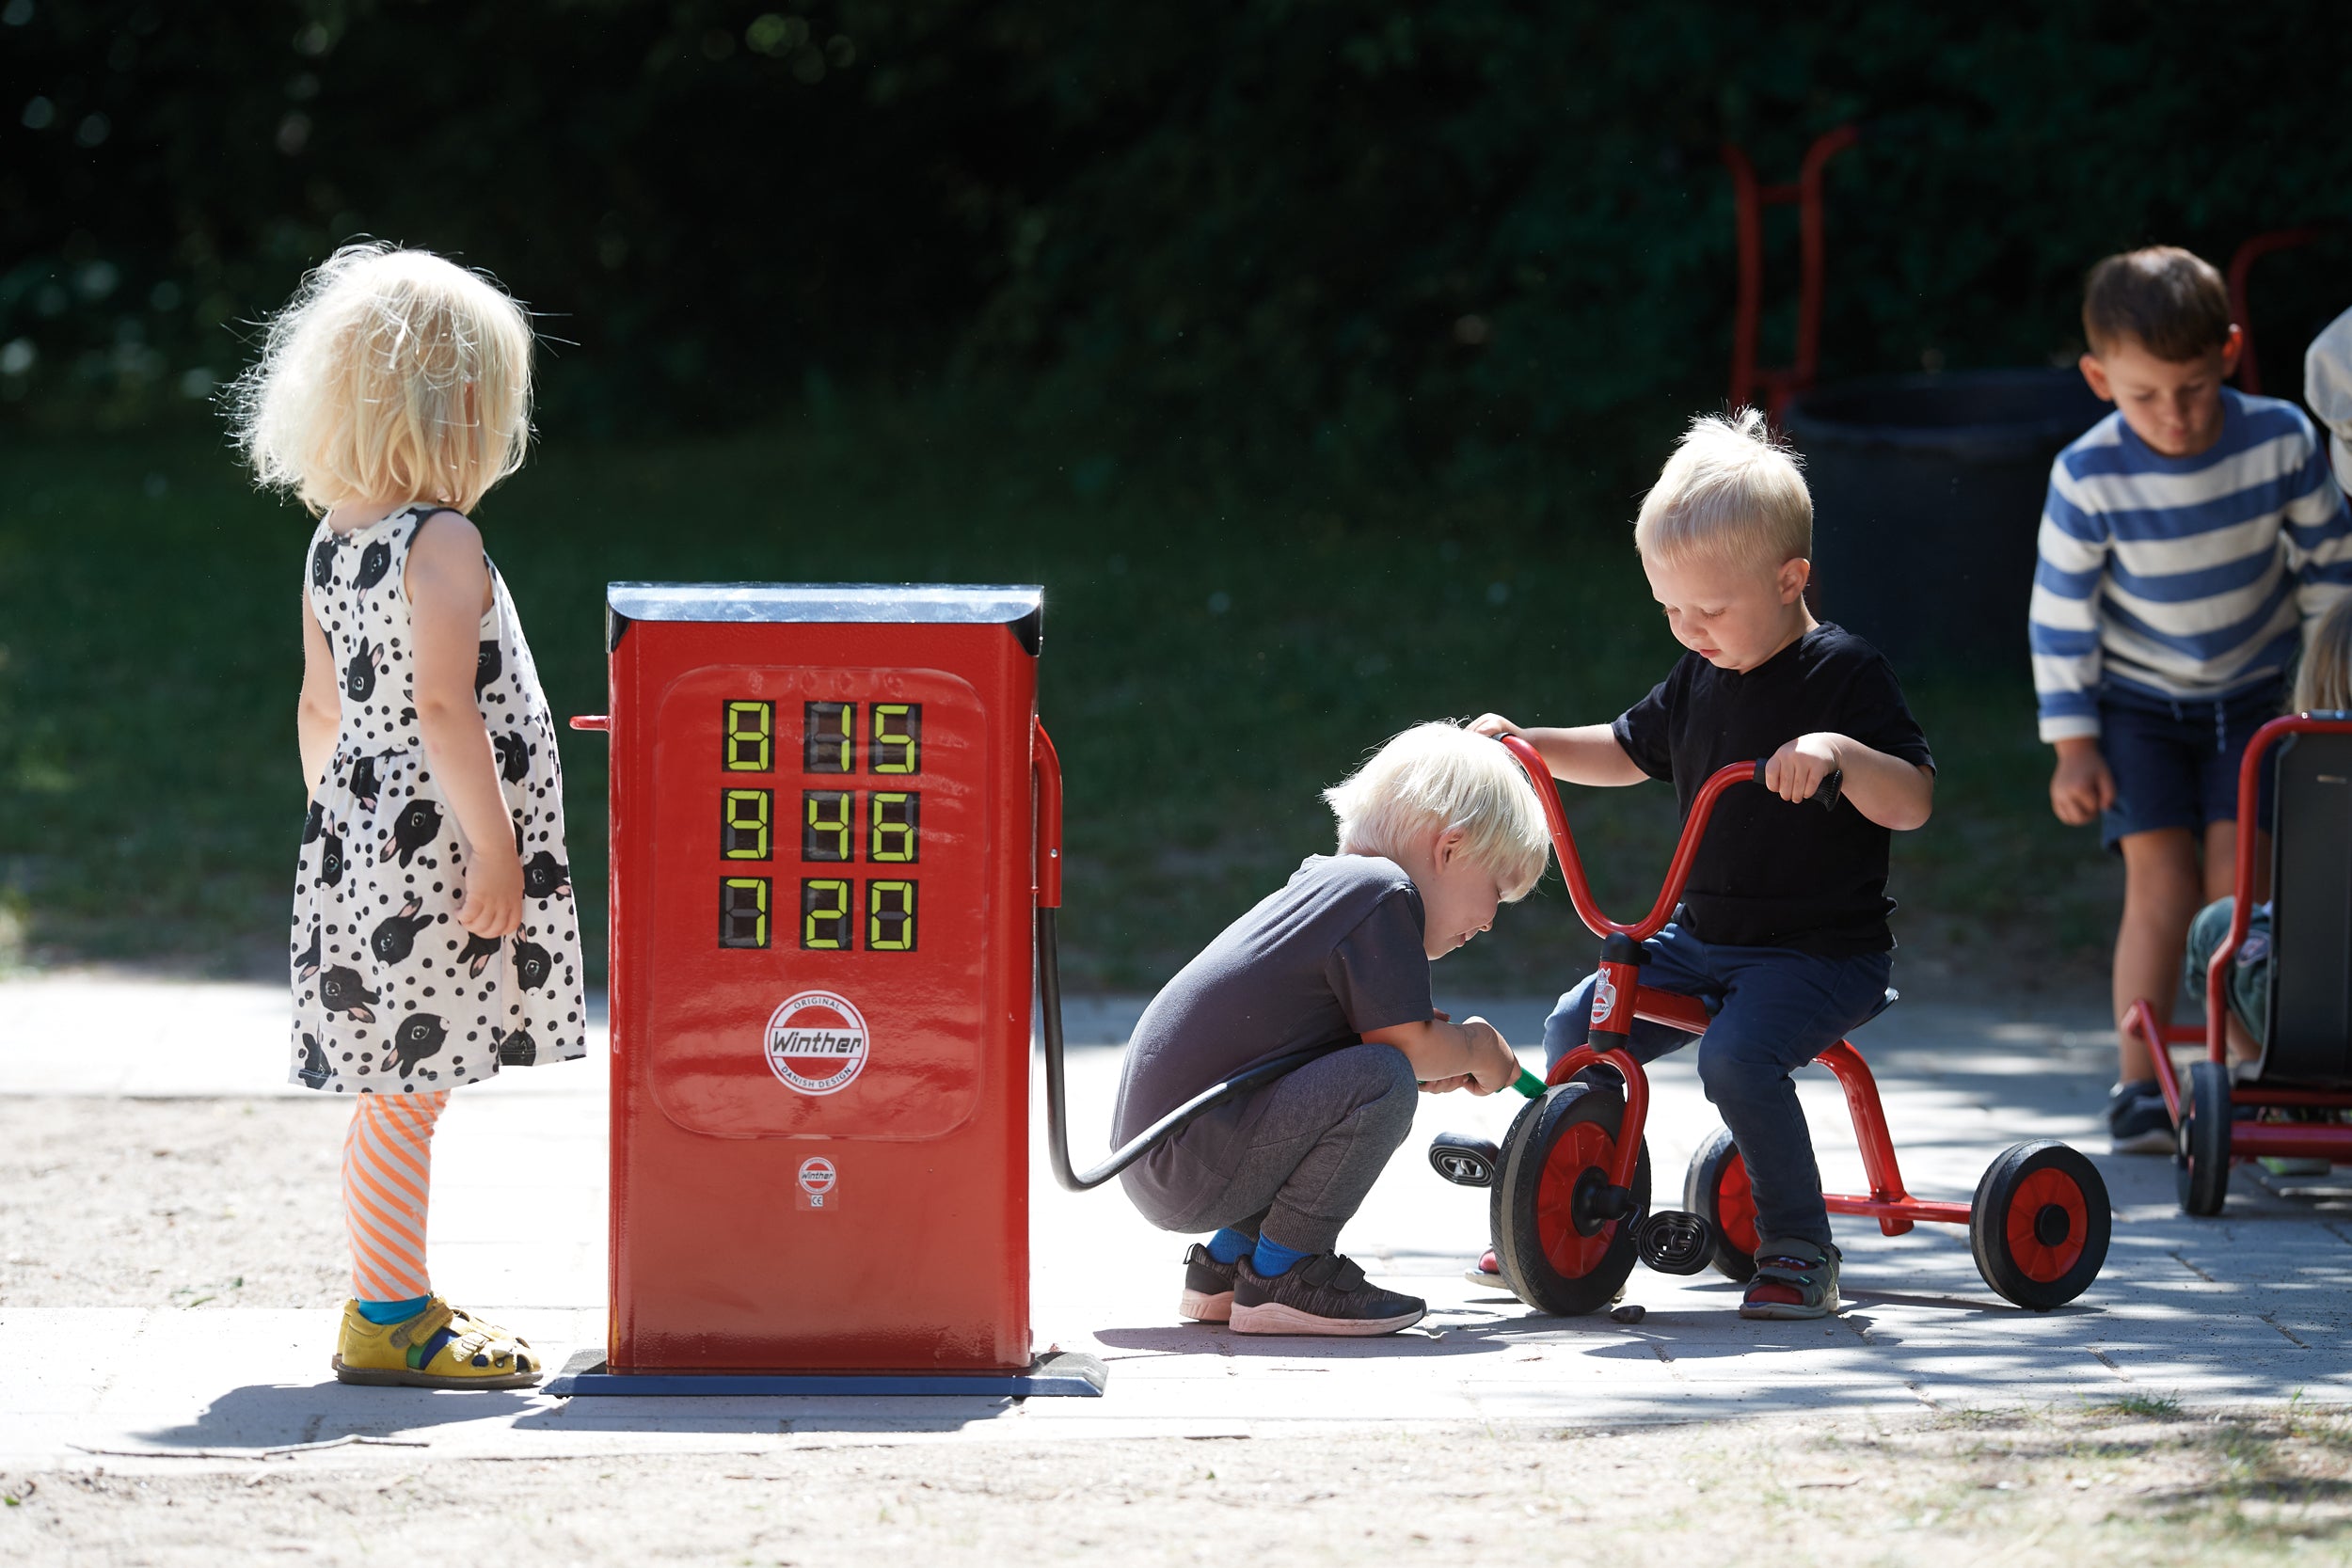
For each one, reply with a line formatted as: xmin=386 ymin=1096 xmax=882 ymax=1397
xmin=1611 ymin=623 xmax=1934 ymax=956
xmin=1111 ymin=854 xmax=1433 ymax=1147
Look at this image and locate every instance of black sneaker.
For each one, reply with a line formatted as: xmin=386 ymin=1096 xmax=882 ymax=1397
xmin=2108 ymin=1079 xmax=2173 ymax=1155
xmin=1178 ymin=1243 xmax=1238 ymax=1323
xmin=1231 ymin=1253 xmax=1426 ymax=1336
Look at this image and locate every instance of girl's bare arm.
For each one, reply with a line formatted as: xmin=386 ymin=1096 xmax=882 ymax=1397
xmin=406 ymin=515 xmax=524 ymax=938
xmin=1466 ymin=715 xmax=1647 ymax=786
xmin=297 ymin=587 xmax=342 ymax=799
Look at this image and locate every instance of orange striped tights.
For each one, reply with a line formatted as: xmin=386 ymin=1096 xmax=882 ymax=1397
xmin=341 ymin=1091 xmax=449 ymax=1305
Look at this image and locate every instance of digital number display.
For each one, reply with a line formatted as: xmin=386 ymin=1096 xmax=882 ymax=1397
xmin=719 ymin=878 xmax=771 ymax=948
xmin=724 ymin=702 xmax=773 ymax=771
xmin=802 ymin=790 xmax=851 ymax=862
xmin=871 ymin=704 xmax=922 ymax=773
xmin=804 ymin=702 xmax=854 ymax=774
xmin=801 ymin=878 xmax=853 ymax=950
xmin=723 ymin=696 xmax=925 ymax=953
xmin=867 ymin=879 xmax=917 ymax=951
xmin=869 ymin=792 xmax=918 ymax=863
xmin=721 ymin=789 xmax=771 ymax=860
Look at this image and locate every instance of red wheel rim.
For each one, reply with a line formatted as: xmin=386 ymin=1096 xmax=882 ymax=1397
xmin=1534 ymin=1120 xmax=1616 ymax=1277
xmin=1716 ymin=1150 xmax=1760 ymax=1256
xmin=2004 ymin=1167 xmax=2088 ymax=1283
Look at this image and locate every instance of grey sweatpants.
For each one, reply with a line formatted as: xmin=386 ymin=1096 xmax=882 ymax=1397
xmin=1116 ymin=1044 xmax=1420 ymax=1255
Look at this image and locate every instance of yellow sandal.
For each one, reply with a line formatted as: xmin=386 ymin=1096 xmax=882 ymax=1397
xmin=331 ymin=1296 xmax=543 ymax=1389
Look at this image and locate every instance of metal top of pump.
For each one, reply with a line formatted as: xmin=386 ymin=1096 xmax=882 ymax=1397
xmin=605 ymin=582 xmax=1043 ymax=653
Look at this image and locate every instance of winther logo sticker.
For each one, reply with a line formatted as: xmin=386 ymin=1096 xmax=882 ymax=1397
xmin=764 ymin=991 xmax=869 ymax=1096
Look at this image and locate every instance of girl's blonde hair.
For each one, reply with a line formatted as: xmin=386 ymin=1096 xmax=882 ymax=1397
xmin=1323 ymin=723 xmax=1551 ymax=898
xmin=1634 ymin=407 xmax=1813 ymax=572
xmin=230 ymin=243 xmax=534 ymax=515
xmin=2295 ymin=596 xmax=2352 ymax=714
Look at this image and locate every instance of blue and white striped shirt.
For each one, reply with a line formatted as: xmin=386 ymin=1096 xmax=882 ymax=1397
xmin=2030 ymin=389 xmax=2352 ymax=741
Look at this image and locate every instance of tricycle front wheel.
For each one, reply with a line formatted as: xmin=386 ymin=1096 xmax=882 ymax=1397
xmin=1490 ymin=1081 xmax=1650 ymax=1316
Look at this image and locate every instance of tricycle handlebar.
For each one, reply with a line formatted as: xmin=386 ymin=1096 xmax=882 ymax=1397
xmin=1496 ymin=733 xmax=1840 ymax=942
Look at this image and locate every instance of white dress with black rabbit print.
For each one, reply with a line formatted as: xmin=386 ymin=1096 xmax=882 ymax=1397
xmin=290 ymin=504 xmax=586 ymax=1093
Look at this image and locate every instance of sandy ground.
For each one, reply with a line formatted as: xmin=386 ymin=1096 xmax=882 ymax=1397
xmin=8 ymin=1101 xmax=2352 ymax=1564
xmin=0 ymin=1099 xmax=349 ymax=1309
xmin=4 ymin=1408 xmax=2351 ymax=1566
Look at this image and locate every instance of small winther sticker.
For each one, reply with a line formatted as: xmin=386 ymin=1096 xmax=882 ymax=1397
xmin=796 ymin=1155 xmax=839 ymax=1211
xmin=765 ymin=990 xmax=869 ymax=1096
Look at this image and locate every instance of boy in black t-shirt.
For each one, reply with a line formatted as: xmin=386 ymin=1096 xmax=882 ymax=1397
xmin=1473 ymin=409 xmax=1936 ymax=1321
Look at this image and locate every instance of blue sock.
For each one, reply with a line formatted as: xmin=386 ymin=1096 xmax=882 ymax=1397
xmin=1206 ymin=1227 xmax=1254 ymax=1265
xmin=1252 ymin=1235 xmax=1311 ymax=1277
xmin=356 ymin=1294 xmax=431 ymax=1325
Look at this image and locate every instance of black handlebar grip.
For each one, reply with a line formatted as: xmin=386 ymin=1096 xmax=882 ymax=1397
xmin=1750 ymin=758 xmax=1845 ymax=812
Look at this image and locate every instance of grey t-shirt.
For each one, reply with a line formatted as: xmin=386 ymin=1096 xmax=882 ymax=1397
xmin=1110 ymin=854 xmax=1435 ymax=1145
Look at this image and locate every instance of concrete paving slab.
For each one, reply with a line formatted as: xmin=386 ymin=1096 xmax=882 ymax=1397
xmin=2 ymin=977 xmax=2349 ymax=1467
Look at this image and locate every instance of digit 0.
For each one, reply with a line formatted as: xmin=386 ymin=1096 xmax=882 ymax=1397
xmin=866 ymin=879 xmax=917 ymax=952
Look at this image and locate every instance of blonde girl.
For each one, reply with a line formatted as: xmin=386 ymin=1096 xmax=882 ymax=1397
xmin=232 ymin=244 xmax=585 ymax=1387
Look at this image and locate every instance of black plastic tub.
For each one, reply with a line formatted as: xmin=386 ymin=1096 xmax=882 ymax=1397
xmin=1786 ymin=370 xmax=2110 ymax=669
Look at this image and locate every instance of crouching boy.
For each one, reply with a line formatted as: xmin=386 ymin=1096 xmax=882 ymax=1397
xmin=1112 ymin=722 xmax=1549 ymax=1336
xmin=1473 ymin=409 xmax=1936 ymax=1321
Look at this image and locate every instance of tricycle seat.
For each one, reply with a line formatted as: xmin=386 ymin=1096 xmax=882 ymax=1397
xmin=2251 ymin=724 xmax=2352 ymax=1089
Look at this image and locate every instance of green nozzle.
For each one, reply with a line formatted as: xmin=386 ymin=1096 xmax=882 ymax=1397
xmin=1514 ymin=1068 xmax=1547 ymax=1098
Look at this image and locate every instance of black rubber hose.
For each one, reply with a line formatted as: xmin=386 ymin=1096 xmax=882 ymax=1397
xmin=1039 ymin=906 xmax=1340 ymax=1192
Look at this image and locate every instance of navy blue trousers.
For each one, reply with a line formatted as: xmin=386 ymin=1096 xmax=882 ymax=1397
xmin=1542 ymin=923 xmax=1893 ymax=1250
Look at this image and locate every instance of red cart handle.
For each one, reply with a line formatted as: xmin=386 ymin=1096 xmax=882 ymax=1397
xmin=1033 ymin=719 xmax=1063 ymax=910
xmin=1495 ymin=733 xmax=1838 ymax=942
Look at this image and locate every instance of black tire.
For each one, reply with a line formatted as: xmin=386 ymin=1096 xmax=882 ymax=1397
xmin=2175 ymin=1059 xmax=2233 ymax=1216
xmin=1490 ymin=1080 xmax=1651 ymax=1316
xmin=1970 ymin=1139 xmax=2111 ymax=1310
xmin=1681 ymin=1126 xmax=1759 ymax=1283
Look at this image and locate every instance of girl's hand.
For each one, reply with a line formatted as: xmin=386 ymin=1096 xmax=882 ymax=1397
xmin=1766 ymin=732 xmax=1844 ymax=803
xmin=456 ymin=838 xmax=525 ymax=938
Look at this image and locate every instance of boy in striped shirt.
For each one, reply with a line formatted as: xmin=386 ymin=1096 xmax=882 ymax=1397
xmin=2030 ymin=245 xmax=2352 ymax=1152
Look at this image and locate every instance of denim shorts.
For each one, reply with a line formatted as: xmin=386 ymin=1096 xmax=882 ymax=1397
xmin=2097 ymin=680 xmax=2281 ymax=851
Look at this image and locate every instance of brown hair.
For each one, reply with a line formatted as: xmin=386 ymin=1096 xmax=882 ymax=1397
xmin=2082 ymin=246 xmax=2231 ymax=361
xmin=2294 ymin=597 xmax=2352 ymax=714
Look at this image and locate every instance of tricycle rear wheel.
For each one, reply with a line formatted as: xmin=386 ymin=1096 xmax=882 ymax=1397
xmin=1681 ymin=1126 xmax=1760 ymax=1283
xmin=1970 ymin=1139 xmax=2110 ymax=1310
xmin=2175 ymin=1059 xmax=2233 ymax=1216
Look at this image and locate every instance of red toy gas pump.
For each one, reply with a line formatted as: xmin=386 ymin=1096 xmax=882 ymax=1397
xmin=555 ymin=583 xmax=1107 ymax=1396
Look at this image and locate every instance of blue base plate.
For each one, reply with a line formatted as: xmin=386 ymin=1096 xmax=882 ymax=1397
xmin=546 ymin=1348 xmax=1107 ymax=1398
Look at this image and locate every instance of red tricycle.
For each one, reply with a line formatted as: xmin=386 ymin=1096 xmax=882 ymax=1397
xmin=2127 ymin=713 xmax=2352 ymax=1214
xmin=1425 ymin=735 xmax=2112 ymax=1314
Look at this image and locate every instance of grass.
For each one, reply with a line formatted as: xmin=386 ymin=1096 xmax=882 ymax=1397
xmin=0 ymin=392 xmax=2121 ymax=993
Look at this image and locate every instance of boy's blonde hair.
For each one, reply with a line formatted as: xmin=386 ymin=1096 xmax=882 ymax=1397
xmin=1633 ymin=407 xmax=1812 ymax=573
xmin=2294 ymin=597 xmax=2352 ymax=714
xmin=230 ymin=243 xmax=534 ymax=515
xmin=1323 ymin=723 xmax=1550 ymax=898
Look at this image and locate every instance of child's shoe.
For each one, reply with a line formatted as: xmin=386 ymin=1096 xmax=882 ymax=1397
xmin=1178 ymin=1243 xmax=1238 ymax=1323
xmin=1465 ymin=1246 xmax=1510 ymax=1292
xmin=1231 ymin=1254 xmax=1425 ymax=1336
xmin=332 ymin=1297 xmax=543 ymax=1389
xmin=1738 ymin=1238 xmax=1840 ymax=1320
xmin=2107 ymin=1079 xmax=2173 ymax=1155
